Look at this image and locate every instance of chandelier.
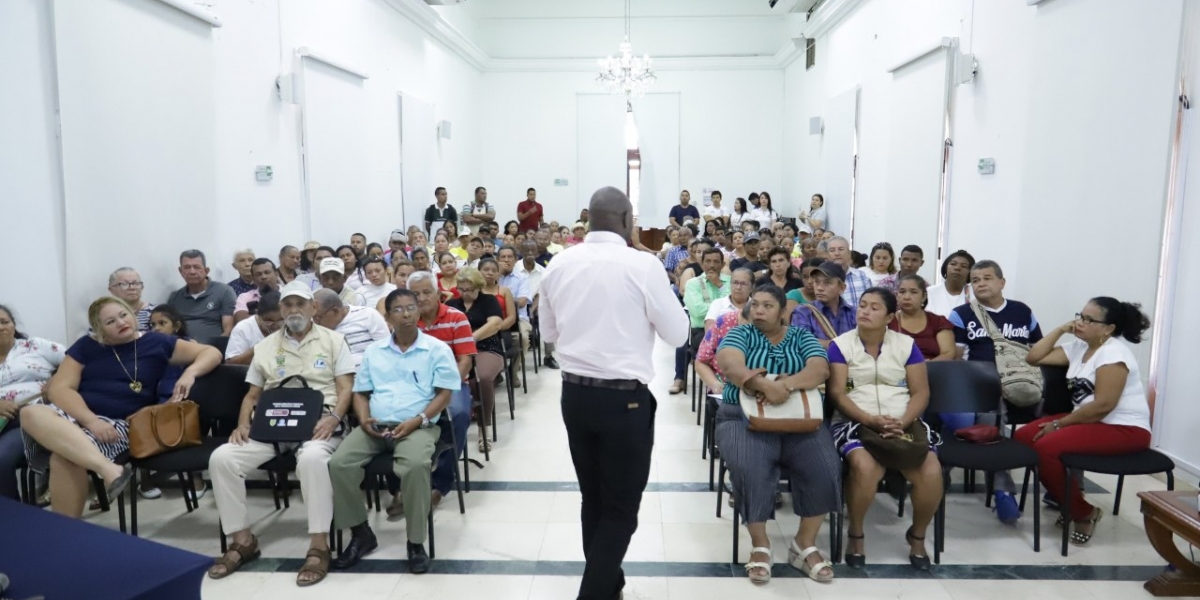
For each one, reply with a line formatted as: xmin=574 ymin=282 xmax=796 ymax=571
xmin=596 ymin=0 xmax=656 ymax=97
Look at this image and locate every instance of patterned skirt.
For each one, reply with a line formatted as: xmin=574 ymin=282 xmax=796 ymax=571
xmin=23 ymin=404 xmax=130 ymax=473
xmin=829 ymin=419 xmax=941 ymax=458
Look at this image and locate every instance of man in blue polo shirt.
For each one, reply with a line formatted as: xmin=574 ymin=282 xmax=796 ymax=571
xmin=328 ymin=288 xmax=460 ymax=574
xmin=948 ymin=259 xmax=1043 ymax=525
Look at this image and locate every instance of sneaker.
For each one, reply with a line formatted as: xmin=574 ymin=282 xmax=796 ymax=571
xmin=139 ymin=487 xmax=163 ymax=500
xmin=994 ymin=490 xmax=1020 ymax=524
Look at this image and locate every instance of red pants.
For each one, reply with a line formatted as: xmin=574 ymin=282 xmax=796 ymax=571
xmin=1013 ymin=414 xmax=1151 ymax=520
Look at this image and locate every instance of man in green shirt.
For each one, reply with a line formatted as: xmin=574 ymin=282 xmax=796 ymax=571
xmin=682 ymin=247 xmax=731 ymax=380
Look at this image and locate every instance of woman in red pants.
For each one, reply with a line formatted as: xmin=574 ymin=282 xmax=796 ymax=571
xmin=1016 ymin=297 xmax=1152 ymax=546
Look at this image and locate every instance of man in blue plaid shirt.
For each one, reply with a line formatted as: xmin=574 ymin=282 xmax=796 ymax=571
xmin=663 ymin=224 xmax=695 ymax=282
xmin=790 ymin=261 xmax=857 ymax=347
xmin=826 ymin=236 xmax=871 ymax=307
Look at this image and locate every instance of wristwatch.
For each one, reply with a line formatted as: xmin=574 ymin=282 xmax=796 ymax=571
xmin=419 ymin=412 xmax=432 ymax=429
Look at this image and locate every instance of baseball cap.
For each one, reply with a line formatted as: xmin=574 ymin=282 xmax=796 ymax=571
xmin=812 ymin=262 xmax=847 ymax=281
xmin=303 ymin=241 xmax=320 ymax=251
xmin=319 ymin=257 xmax=344 ymax=275
xmin=572 ymin=222 xmax=586 ymax=231
xmin=279 ymin=280 xmax=314 ymax=301
xmin=743 ymin=232 xmax=761 ymax=243
xmin=389 ymin=229 xmax=408 ymax=244
xmin=459 ymin=224 xmax=472 ymax=236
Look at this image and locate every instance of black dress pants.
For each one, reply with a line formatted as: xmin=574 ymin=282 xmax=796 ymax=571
xmin=561 ymin=381 xmax=656 ymax=600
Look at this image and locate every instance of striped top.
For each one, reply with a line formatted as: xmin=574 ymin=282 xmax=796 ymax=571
xmin=417 ymin=303 xmax=477 ymax=358
xmin=717 ymin=324 xmax=827 ymax=405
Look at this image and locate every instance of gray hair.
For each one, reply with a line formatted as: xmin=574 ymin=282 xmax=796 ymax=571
xmin=827 ymin=236 xmax=850 ymax=248
xmin=817 ymin=241 xmax=830 ymax=253
xmin=407 ymin=270 xmax=436 ymax=290
xmin=231 ymin=248 xmax=255 ymax=262
xmin=312 ymin=288 xmax=344 ymax=312
xmin=108 ymin=267 xmax=139 ymax=287
xmin=971 ymin=259 xmax=1005 ymax=279
xmin=179 ymin=249 xmax=207 ymax=266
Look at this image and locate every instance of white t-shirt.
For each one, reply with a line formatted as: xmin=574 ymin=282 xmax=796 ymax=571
xmin=225 ymin=317 xmax=267 ymax=360
xmin=360 ymin=282 xmax=397 ymax=310
xmin=704 ymin=204 xmax=730 ymax=222
xmin=749 ymin=207 xmax=778 ymax=225
xmin=1062 ymin=337 xmax=1151 ymax=431
xmin=858 ymin=267 xmax=893 ymax=287
xmin=704 ymin=296 xmax=742 ymax=324
xmin=335 ymin=305 xmax=391 ymax=370
xmin=730 ymin=211 xmax=751 ymax=230
xmin=926 ymin=283 xmax=967 ymax=318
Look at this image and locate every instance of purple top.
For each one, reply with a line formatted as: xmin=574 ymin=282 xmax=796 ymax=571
xmin=827 ymin=337 xmax=924 ymax=366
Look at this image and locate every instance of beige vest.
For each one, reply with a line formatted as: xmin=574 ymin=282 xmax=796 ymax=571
xmin=251 ymin=325 xmax=347 ymax=409
xmin=835 ymin=328 xmax=915 ymax=420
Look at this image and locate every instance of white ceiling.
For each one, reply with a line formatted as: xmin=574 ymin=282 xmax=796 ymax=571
xmin=460 ymin=0 xmax=812 ymax=20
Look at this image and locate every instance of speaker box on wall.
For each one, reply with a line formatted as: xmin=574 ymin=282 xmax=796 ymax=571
xmin=809 ymin=117 xmax=823 ymax=135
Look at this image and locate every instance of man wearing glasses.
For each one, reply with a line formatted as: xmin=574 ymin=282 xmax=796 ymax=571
xmin=328 ymin=288 xmax=459 ymax=573
xmin=107 ymin=267 xmax=154 ymax=332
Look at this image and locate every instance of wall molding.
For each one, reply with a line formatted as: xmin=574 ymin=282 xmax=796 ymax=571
xmin=802 ymin=0 xmax=864 ymax=40
xmin=384 ymin=0 xmax=813 ymax=73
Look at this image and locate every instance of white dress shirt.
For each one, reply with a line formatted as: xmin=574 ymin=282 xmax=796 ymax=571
xmin=540 ymin=230 xmax=690 ymax=384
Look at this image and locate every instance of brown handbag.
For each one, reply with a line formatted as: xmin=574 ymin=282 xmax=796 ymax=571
xmin=127 ymin=401 xmax=202 ymax=459
xmin=858 ymin=420 xmax=929 ymax=471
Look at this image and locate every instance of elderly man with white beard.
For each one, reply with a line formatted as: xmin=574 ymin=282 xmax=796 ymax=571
xmin=206 ymin=280 xmax=356 ymax=587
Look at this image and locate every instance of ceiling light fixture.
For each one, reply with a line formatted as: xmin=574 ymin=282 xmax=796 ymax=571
xmin=596 ymin=0 xmax=656 ymax=98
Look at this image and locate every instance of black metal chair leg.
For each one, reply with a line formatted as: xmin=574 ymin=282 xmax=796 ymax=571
xmin=731 ymin=498 xmax=740 ymax=564
xmin=130 ymin=468 xmax=139 ymax=537
xmin=716 ymin=460 xmax=726 ymax=518
xmin=1167 ymin=471 xmax=1175 ymax=491
xmin=1061 ymin=468 xmax=1072 ymax=557
xmin=428 ymin=507 xmax=436 ymax=558
xmin=1112 ymin=474 xmax=1124 ymax=516
xmin=1019 ymin=467 xmax=1031 ymax=512
xmin=117 ymin=492 xmax=127 ymax=533
xmin=1032 ymin=467 xmax=1041 ymax=552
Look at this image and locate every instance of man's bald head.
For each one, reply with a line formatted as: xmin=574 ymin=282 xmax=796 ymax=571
xmin=588 ymin=186 xmax=633 ymax=240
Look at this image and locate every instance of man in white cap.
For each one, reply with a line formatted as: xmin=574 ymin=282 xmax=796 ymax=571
xmin=206 ymin=280 xmax=356 ymax=586
xmin=385 ymin=229 xmax=408 ymax=266
xmin=319 ymin=257 xmax=367 ymax=307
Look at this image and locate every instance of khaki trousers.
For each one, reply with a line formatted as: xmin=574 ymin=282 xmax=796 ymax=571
xmin=329 ymin=426 xmax=439 ymax=543
xmin=209 ymin=437 xmax=342 ymax=535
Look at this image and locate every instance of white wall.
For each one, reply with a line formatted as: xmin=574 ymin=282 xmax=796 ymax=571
xmin=2 ymin=0 xmax=482 ymax=340
xmin=0 ymin=0 xmax=68 ymax=342
xmin=782 ymin=0 xmax=1182 ymax=368
xmin=480 ymin=69 xmax=785 ymax=227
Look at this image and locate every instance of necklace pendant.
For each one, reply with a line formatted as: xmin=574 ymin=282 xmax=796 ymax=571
xmin=129 ymin=381 xmax=143 ymax=394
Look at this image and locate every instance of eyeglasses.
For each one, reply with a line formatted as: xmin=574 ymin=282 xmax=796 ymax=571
xmin=1074 ymin=313 xmax=1107 ymax=326
xmin=111 ymin=282 xmax=144 ymax=290
xmin=389 ymin=306 xmax=420 ymax=315
xmin=730 ymin=280 xmax=752 ymax=288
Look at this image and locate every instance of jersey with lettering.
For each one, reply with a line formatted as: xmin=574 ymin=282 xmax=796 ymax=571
xmin=949 ymin=300 xmax=1043 ymax=362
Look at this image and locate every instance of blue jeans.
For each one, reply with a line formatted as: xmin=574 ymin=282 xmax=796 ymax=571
xmin=0 ymin=420 xmax=26 ymax=500
xmin=431 ymin=387 xmax=471 ymax=496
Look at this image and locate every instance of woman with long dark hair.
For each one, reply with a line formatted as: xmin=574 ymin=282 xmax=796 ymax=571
xmin=730 ymin=197 xmax=751 ymax=231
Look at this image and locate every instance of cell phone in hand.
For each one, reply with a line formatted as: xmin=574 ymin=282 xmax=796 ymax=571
xmin=373 ymin=422 xmax=400 ymax=438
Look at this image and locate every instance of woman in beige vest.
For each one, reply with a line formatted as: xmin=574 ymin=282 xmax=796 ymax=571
xmin=825 ymin=287 xmax=943 ymax=571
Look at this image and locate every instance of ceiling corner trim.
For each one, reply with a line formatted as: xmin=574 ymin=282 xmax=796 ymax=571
xmin=382 ymin=0 xmax=489 ymax=71
xmin=802 ymin=0 xmax=864 ymax=40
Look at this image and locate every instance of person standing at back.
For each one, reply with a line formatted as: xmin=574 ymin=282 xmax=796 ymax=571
xmin=541 ymin=187 xmax=689 ymax=600
xmin=424 ymin=187 xmax=457 ymax=236
xmin=668 ymin=190 xmax=701 ymax=228
xmin=517 ymin=188 xmax=544 ymax=234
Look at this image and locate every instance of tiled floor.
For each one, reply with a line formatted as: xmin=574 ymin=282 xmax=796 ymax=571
xmin=75 ymin=341 xmax=1195 ymax=599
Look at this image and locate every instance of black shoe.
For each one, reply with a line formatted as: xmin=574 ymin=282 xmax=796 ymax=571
xmin=845 ymin=532 xmax=865 ymax=569
xmin=905 ymin=527 xmax=932 ymax=571
xmin=407 ymin=542 xmax=431 ymax=574
xmin=544 ymin=356 xmax=560 ymax=370
xmin=331 ymin=527 xmax=378 ymax=570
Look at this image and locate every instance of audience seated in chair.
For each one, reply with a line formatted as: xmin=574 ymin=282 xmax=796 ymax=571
xmin=318 ymin=257 xmax=367 ymax=308
xmin=277 ymin=245 xmax=302 ymax=285
xmin=22 ymin=297 xmax=219 ymax=518
xmin=358 ymin=256 xmax=397 ymax=310
xmin=312 ymin=289 xmax=390 ymax=371
xmin=227 ymin=249 xmax=257 ymax=297
xmin=233 ymin=258 xmax=280 ymax=324
xmin=107 ymin=267 xmax=155 ymax=332
xmin=446 ymin=268 xmax=505 ymax=455
xmin=166 ymin=249 xmax=237 ymax=345
xmin=328 ymin=288 xmax=458 ymax=574
xmin=225 ymin=292 xmax=283 ymax=366
xmin=0 ymin=304 xmax=65 ymax=501
xmin=1017 ymin=297 xmax=1153 ymax=546
xmin=826 ymin=287 xmax=942 ymax=571
xmin=790 ymin=262 xmax=857 ymax=348
xmin=206 ymin=281 xmax=355 ymax=586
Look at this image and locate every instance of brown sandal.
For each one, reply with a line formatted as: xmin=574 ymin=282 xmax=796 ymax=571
xmin=208 ymin=536 xmax=261 ymax=579
xmin=297 ymin=548 xmax=331 ymax=587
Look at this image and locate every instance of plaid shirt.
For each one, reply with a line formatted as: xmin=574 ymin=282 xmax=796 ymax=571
xmin=842 ymin=267 xmax=871 ymax=307
xmin=790 ymin=298 xmax=857 ymax=341
xmin=664 ymin=245 xmax=689 ymax=273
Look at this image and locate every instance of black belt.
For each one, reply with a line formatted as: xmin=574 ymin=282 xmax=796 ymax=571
xmin=562 ymin=372 xmax=645 ymax=391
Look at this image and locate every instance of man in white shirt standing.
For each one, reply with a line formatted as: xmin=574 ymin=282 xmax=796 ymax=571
xmin=702 ymin=190 xmax=730 ymax=227
xmin=540 ymin=186 xmax=689 ymax=600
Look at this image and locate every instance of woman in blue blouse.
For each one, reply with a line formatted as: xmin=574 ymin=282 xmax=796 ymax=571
xmin=716 ymin=285 xmax=840 ymax=585
xmin=826 ymin=287 xmax=942 ymax=571
xmin=21 ymin=297 xmax=221 ymax=518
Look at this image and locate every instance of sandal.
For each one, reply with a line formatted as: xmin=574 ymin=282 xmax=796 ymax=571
xmin=669 ymin=380 xmax=685 ymax=395
xmin=844 ymin=532 xmax=865 ymax=569
xmin=905 ymin=527 xmax=932 ymax=571
xmin=744 ymin=546 xmax=772 ymax=584
xmin=788 ymin=541 xmax=834 ymax=582
xmin=478 ymin=438 xmax=492 ymax=454
xmin=1070 ymin=507 xmax=1104 ymax=546
xmin=297 ymin=548 xmax=331 ymax=587
xmin=207 ymin=535 xmax=261 ymax=579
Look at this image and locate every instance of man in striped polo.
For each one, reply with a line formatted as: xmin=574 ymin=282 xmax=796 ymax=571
xmin=403 ymin=271 xmax=475 ymax=509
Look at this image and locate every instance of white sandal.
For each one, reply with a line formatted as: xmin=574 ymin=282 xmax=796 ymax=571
xmin=788 ymin=541 xmax=834 ymax=583
xmin=744 ymin=546 xmax=772 ymax=584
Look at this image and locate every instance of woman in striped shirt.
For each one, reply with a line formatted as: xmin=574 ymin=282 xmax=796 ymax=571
xmin=716 ymin=285 xmax=840 ymax=585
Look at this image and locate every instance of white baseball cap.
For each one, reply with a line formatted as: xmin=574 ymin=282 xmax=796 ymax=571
xmin=319 ymin=257 xmax=344 ymax=275
xmin=279 ymin=280 xmax=313 ymax=301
